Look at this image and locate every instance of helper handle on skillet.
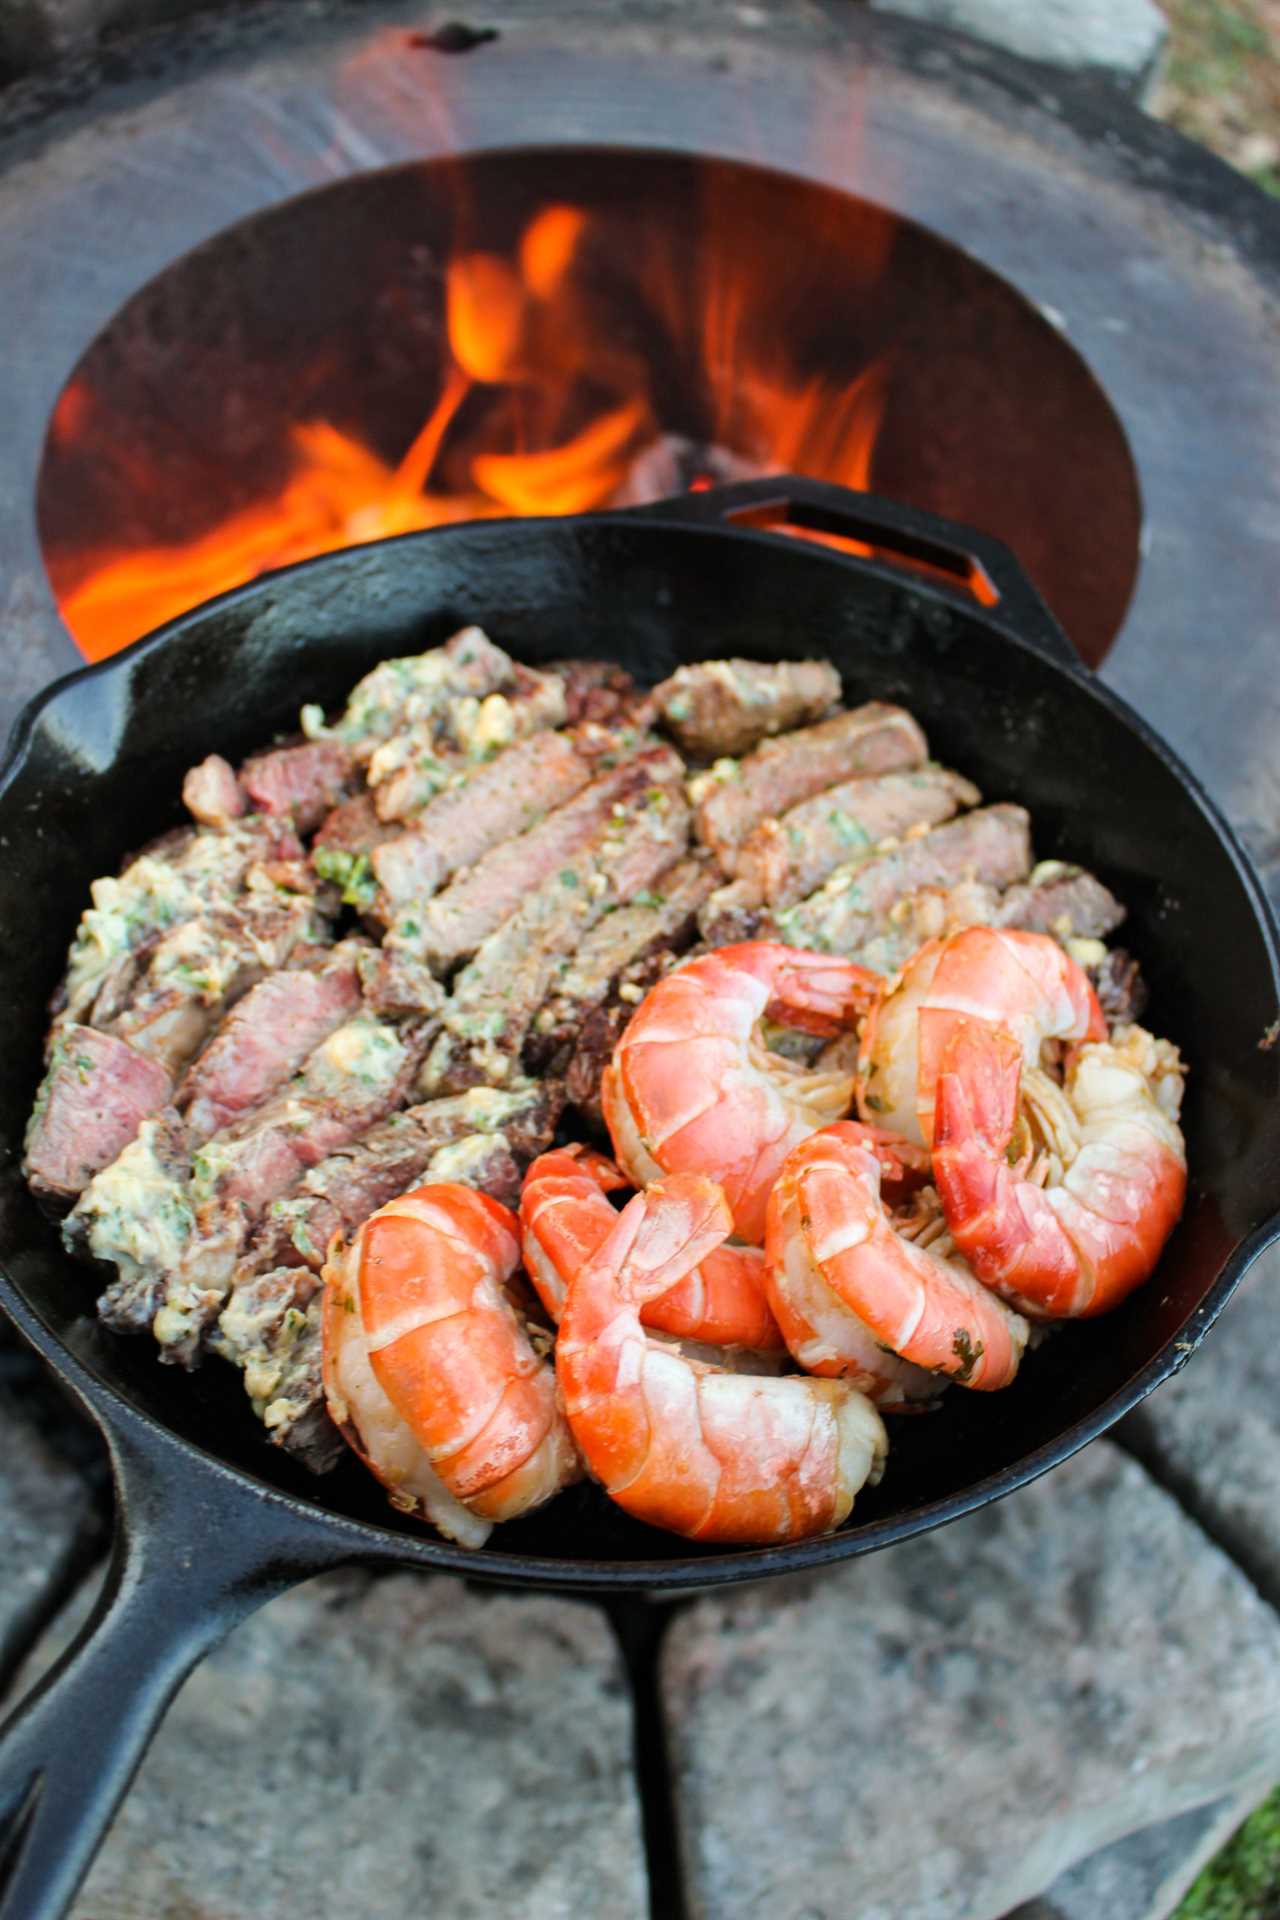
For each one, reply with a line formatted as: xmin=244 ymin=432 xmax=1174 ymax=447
xmin=635 ymin=475 xmax=1083 ymax=675
xmin=0 ymin=1390 xmax=351 ymax=1920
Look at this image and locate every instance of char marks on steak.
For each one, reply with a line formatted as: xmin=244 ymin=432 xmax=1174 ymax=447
xmin=653 ymin=657 xmax=841 ymax=758
xmin=693 ymin=702 xmax=928 ymax=873
xmin=177 ymin=941 xmax=366 ymax=1143
xmin=24 ymin=1027 xmax=173 ymax=1207
xmin=135 ymin=1013 xmax=431 ymax=1368
xmin=370 ymin=730 xmax=592 ymax=920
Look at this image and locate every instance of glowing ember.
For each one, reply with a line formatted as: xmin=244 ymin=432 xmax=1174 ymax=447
xmin=53 ymin=199 xmax=892 ymax=660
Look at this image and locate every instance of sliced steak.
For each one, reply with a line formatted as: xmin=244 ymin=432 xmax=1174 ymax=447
xmin=144 ymin=1014 xmax=430 ymax=1367
xmin=994 ymin=863 xmax=1126 ymax=942
xmin=693 ymin=702 xmax=928 ymax=872
xmin=370 ymin=664 xmax=568 ymax=822
xmin=529 ymin=854 xmax=715 ymax=1066
xmin=240 ymin=739 xmax=356 ymax=831
xmin=215 ymin=1127 xmax=527 ymax=1472
xmin=177 ymin=942 xmax=365 ymax=1143
xmin=305 ymin=625 xmax=517 ymax=763
xmin=775 ymin=804 xmax=1033 ymax=956
xmin=24 ymin=1027 xmax=172 ymax=1207
xmin=552 ymin=658 xmax=648 ymax=730
xmin=405 ymin=743 xmax=685 ymax=972
xmin=55 ymin=815 xmax=305 ymax=1034
xmin=182 ymin=755 xmax=244 ymax=828
xmin=653 ymin=657 xmax=841 ymax=758
xmin=370 ymin=730 xmax=591 ymax=920
xmin=106 ymin=891 xmax=325 ymax=1079
xmin=700 ymin=765 xmax=981 ymax=940
xmin=356 ymin=947 xmax=444 ymax=1019
xmin=422 ymin=781 xmax=691 ymax=1094
xmin=236 ymin=1083 xmax=558 ymax=1280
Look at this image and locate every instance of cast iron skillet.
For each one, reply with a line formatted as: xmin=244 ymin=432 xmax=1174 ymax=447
xmin=0 ymin=478 xmax=1277 ymax=1920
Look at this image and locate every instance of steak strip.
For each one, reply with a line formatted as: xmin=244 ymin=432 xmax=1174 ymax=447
xmin=176 ymin=941 xmax=366 ymax=1143
xmin=421 ymin=781 xmax=691 ymax=1095
xmin=693 ymin=702 xmax=928 ymax=872
xmin=370 ymin=730 xmax=591 ymax=921
xmin=774 ymin=804 xmax=1033 ymax=956
xmin=404 ymin=743 xmax=685 ymax=972
xmin=529 ymin=853 xmax=716 ymax=1066
xmin=652 ymin=657 xmax=841 ymax=757
xmin=699 ymin=765 xmax=981 ymax=942
xmin=25 ymin=1027 xmax=172 ymax=1207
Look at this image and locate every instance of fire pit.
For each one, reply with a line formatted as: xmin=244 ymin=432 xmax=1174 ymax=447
xmin=37 ymin=148 xmax=1139 ymax=666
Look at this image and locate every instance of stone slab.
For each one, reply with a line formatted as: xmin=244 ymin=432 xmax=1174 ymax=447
xmin=868 ymin=0 xmax=1167 ymax=98
xmin=661 ymin=1442 xmax=1280 ymax=1920
xmin=1122 ymin=1245 xmax=1280 ymax=1610
xmin=15 ymin=1569 xmax=648 ymax=1919
xmin=0 ymin=1382 xmax=96 ymax=1686
xmin=1009 ymin=1790 xmax=1262 ymax=1920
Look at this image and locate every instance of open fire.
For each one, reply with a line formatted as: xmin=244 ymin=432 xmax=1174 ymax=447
xmin=48 ymin=196 xmax=890 ymax=660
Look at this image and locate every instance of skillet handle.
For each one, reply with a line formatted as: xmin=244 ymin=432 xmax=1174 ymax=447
xmin=627 ymin=474 xmax=1084 ymax=677
xmin=0 ymin=1415 xmax=349 ymax=1920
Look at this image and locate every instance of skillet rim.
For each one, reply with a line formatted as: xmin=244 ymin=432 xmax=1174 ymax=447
xmin=3 ymin=500 xmax=1278 ymax=1592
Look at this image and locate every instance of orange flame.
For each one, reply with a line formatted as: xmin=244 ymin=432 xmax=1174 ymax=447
xmin=54 ymin=198 xmax=893 ymax=660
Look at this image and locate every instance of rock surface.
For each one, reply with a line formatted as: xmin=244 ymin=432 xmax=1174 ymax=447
xmin=661 ymin=1442 xmax=1280 ymax=1920
xmin=0 ymin=1380 xmax=96 ymax=1687
xmin=1010 ymin=1791 xmax=1263 ymax=1920
xmin=15 ymin=1569 xmax=648 ymax=1920
xmin=868 ymin=0 xmax=1167 ymax=98
xmin=1122 ymin=1246 xmax=1280 ymax=1609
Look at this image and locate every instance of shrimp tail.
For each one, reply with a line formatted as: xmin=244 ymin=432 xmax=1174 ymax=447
xmin=764 ymin=948 xmax=883 ymax=1037
xmin=595 ymin=1174 xmax=734 ymax=1309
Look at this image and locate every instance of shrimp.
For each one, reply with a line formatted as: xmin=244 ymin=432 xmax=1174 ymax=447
xmin=556 ymin=1171 xmax=888 ymax=1544
xmin=857 ymin=926 xmax=1106 ymax=1146
xmin=766 ymin=1123 xmax=1028 ymax=1394
xmin=520 ymin=1145 xmax=785 ymax=1351
xmin=603 ymin=941 xmax=884 ymax=1243
xmin=321 ymin=1183 xmax=580 ymax=1540
xmin=931 ymin=1018 xmax=1186 ymax=1317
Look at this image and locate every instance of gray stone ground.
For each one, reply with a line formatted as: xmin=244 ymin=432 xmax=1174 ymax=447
xmin=12 ymin=1567 xmax=649 ymax=1920
xmin=1123 ymin=1246 xmax=1280 ymax=1611
xmin=868 ymin=0 xmax=1168 ymax=98
xmin=661 ymin=1444 xmax=1280 ymax=1920
xmin=0 ymin=1386 xmax=96 ymax=1687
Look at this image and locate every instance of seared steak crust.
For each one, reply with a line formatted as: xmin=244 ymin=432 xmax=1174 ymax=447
xmin=653 ymin=657 xmax=841 ymax=757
